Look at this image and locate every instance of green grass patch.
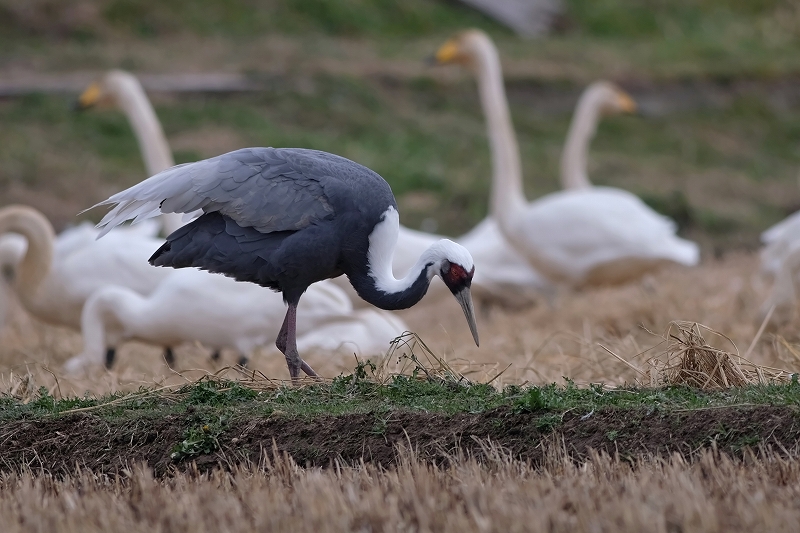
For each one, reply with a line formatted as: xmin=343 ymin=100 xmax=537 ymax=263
xmin=4 ymin=372 xmax=800 ymax=426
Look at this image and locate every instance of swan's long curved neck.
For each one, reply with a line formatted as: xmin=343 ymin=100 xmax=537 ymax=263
xmin=79 ymin=287 xmax=142 ymax=363
xmin=472 ymin=39 xmax=526 ymax=217
xmin=347 ymin=207 xmax=435 ymax=311
xmin=560 ymin=93 xmax=600 ymax=190
xmin=113 ymin=78 xmax=174 ymax=176
xmin=0 ymin=207 xmax=54 ymax=306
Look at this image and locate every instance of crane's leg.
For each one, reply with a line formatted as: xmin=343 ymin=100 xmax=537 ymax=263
xmin=276 ymin=302 xmax=318 ymax=380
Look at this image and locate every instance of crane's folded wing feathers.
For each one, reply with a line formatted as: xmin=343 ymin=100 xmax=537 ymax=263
xmin=90 ymin=147 xmax=337 ymax=237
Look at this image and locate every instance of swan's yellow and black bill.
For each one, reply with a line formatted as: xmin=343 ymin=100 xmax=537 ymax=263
xmin=433 ymin=39 xmax=460 ymax=64
xmin=454 ymin=287 xmax=480 ymax=346
xmin=75 ymin=82 xmax=102 ymax=111
xmin=617 ymin=91 xmax=637 ymax=114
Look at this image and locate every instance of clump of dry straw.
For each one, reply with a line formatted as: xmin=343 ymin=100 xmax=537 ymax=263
xmin=649 ymin=321 xmax=793 ymax=390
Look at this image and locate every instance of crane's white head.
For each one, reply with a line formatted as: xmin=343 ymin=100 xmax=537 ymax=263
xmin=367 ymin=207 xmax=479 ymax=346
xmin=582 ymin=81 xmax=637 ymax=116
xmin=75 ymin=70 xmax=140 ymax=111
xmin=425 ymin=239 xmax=480 ymax=346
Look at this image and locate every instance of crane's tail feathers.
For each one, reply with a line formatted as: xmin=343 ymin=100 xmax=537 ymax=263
xmin=85 ymin=160 xmax=204 ymax=238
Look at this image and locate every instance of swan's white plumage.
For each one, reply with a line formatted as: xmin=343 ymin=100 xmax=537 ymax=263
xmin=0 ymin=206 xmax=172 ymax=332
xmin=64 ymin=268 xmax=407 ymax=372
xmin=436 ymin=30 xmax=699 ymax=287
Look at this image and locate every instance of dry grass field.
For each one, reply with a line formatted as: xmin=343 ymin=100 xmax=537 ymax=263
xmin=5 ymin=448 xmax=800 ymax=533
xmin=4 ymin=1 xmax=800 ymax=530
xmin=1 ymin=252 xmax=795 ymax=396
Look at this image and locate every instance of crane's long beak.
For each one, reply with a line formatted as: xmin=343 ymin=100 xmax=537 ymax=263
xmin=454 ymin=287 xmax=480 ymax=346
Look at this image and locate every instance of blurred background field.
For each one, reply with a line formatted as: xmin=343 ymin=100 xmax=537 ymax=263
xmin=3 ymin=0 xmax=800 ymax=247
xmin=2 ymin=0 xmax=800 ymax=394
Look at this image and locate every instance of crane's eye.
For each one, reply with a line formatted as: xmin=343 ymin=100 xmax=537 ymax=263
xmin=441 ymin=263 xmax=473 ymax=293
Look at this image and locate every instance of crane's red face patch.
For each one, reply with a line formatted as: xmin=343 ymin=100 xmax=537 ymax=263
xmin=442 ymin=263 xmax=474 ymax=293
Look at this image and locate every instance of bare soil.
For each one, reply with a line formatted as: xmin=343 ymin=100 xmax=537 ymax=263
xmin=2 ymin=404 xmax=798 ymax=476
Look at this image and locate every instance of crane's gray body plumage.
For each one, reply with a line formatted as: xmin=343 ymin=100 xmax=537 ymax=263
xmin=95 ymin=147 xmax=430 ymax=308
xmin=90 ymin=147 xmax=480 ymax=378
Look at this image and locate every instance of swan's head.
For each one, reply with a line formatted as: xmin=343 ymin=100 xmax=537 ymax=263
xmin=426 ymin=239 xmax=480 ymax=346
xmin=430 ymin=29 xmax=496 ymax=68
xmin=582 ymin=81 xmax=637 ymax=116
xmin=75 ymin=70 xmax=140 ymax=111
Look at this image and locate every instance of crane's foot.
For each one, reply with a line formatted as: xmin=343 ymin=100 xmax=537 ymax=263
xmin=210 ymin=350 xmax=221 ymax=362
xmin=164 ymin=347 xmax=175 ymax=368
xmin=237 ymin=355 xmax=249 ymax=368
xmin=104 ymin=347 xmax=116 ymax=369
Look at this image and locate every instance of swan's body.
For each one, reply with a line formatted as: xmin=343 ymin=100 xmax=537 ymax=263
xmin=78 ymin=70 xmax=195 ymax=235
xmin=65 ymin=267 xmax=406 ymax=372
xmin=0 ymin=206 xmax=171 ymax=332
xmin=759 ymin=244 xmax=800 ymax=328
xmin=759 ymin=211 xmax=800 ymax=278
xmin=433 ymin=30 xmax=699 ymax=286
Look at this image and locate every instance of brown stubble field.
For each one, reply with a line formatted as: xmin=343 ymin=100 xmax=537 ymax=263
xmin=1 ymin=252 xmax=796 ymax=397
xmin=4 ymin=446 xmax=800 ymax=533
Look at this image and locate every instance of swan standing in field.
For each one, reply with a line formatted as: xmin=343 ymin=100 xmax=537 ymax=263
xmin=76 ymin=70 xmax=195 ymax=235
xmin=432 ymin=30 xmax=699 ymax=286
xmin=64 ymin=267 xmax=406 ymax=373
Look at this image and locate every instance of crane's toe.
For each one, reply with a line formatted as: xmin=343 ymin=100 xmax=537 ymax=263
xmin=300 ymin=360 xmax=319 ymax=378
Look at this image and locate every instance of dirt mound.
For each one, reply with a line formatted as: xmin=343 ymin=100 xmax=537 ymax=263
xmin=2 ymin=405 xmax=799 ymax=476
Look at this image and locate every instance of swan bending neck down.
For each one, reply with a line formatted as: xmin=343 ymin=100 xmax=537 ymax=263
xmin=0 ymin=206 xmax=55 ymax=318
xmin=77 ymin=70 xmax=188 ymax=235
xmin=65 ymin=268 xmax=409 ymax=373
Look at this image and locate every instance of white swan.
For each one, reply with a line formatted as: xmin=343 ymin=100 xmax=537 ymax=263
xmin=759 ymin=211 xmax=800 ymax=278
xmin=64 ymin=267 xmax=407 ymax=373
xmin=759 ymin=244 xmax=800 ymax=328
xmin=560 ymin=81 xmax=638 ymax=190
xmin=455 ymin=81 xmax=640 ymax=302
xmin=77 ymin=70 xmax=193 ymax=235
xmin=433 ymin=30 xmax=699 ymax=286
xmin=0 ymin=233 xmax=27 ymax=328
xmin=0 ymin=205 xmax=171 ymax=333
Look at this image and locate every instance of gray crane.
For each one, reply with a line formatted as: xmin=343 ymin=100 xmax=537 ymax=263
xmin=86 ymin=147 xmax=480 ymax=379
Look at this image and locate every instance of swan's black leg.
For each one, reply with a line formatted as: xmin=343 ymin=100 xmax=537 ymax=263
xmin=164 ymin=347 xmax=175 ymax=368
xmin=105 ymin=347 xmax=116 ymax=369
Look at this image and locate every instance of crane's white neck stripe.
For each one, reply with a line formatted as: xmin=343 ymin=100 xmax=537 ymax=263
xmin=367 ymin=207 xmax=435 ymax=295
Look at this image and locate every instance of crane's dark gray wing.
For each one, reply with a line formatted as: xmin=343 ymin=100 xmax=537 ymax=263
xmin=90 ymin=147 xmax=341 ymax=237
